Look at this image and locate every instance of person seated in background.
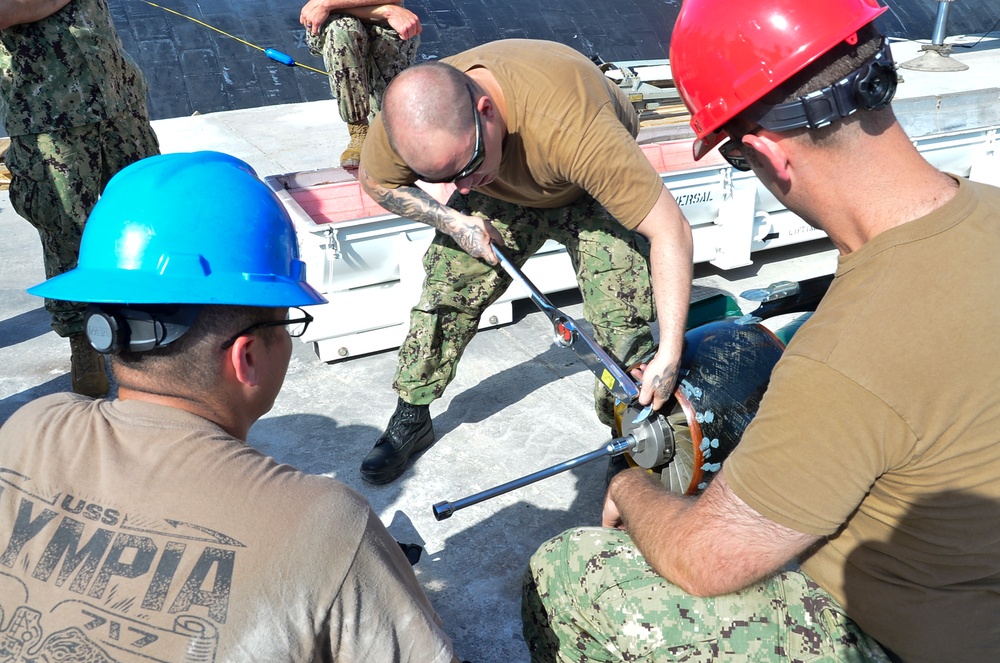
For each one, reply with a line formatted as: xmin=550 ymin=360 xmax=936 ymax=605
xmin=300 ymin=0 xmax=421 ymax=168
xmin=0 ymin=151 xmax=460 ymax=663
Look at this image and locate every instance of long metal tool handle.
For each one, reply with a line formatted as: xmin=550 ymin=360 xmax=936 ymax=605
xmin=493 ymin=245 xmax=561 ymax=319
xmin=492 ymin=245 xmax=641 ymax=405
xmin=432 ymin=436 xmax=633 ymax=520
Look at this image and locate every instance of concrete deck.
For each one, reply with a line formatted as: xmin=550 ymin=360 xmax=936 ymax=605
xmin=2 ymin=33 xmax=998 ymax=662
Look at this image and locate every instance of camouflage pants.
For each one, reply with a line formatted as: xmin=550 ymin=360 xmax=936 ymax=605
xmin=394 ymin=192 xmax=656 ymax=427
xmin=7 ymin=106 xmax=160 ymax=337
xmin=306 ymin=14 xmax=419 ymax=124
xmin=522 ymin=527 xmax=893 ymax=663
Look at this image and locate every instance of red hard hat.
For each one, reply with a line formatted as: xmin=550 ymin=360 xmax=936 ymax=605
xmin=670 ymin=0 xmax=889 ymax=160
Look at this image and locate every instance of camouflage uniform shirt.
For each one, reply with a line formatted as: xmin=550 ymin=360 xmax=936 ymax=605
xmin=0 ymin=0 xmax=148 ymax=136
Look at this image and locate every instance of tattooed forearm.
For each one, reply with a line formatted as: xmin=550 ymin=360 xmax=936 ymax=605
xmin=366 ymin=181 xmax=456 ymax=233
xmin=647 ymin=364 xmax=678 ymax=401
xmin=360 ymin=169 xmax=493 ymax=259
xmin=385 ymin=185 xmax=490 ymax=257
xmin=449 ymin=221 xmax=492 ymax=259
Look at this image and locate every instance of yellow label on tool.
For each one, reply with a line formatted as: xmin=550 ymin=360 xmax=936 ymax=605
xmin=601 ymin=369 xmax=615 ymax=391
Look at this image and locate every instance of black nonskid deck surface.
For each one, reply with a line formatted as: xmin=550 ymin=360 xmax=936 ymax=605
xmin=104 ymin=0 xmax=1000 ymax=123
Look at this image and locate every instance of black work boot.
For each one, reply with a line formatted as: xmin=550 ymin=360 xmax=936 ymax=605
xmin=361 ymin=398 xmax=435 ymax=484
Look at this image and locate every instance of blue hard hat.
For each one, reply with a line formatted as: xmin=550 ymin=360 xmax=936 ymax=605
xmin=29 ymin=151 xmax=326 ymax=307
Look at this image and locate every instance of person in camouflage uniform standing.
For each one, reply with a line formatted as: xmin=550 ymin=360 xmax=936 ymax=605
xmin=300 ymin=0 xmax=420 ymax=169
xmin=0 ymin=0 xmax=159 ymax=397
xmin=357 ymin=40 xmax=694 ymax=485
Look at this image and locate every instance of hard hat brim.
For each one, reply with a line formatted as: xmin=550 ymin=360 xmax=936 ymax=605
xmin=29 ymin=267 xmax=327 ymax=308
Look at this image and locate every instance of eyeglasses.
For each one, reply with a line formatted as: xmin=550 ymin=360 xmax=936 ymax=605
xmin=718 ymin=126 xmax=761 ymax=172
xmin=220 ymin=307 xmax=314 ymax=350
xmin=419 ymin=84 xmax=486 ymax=184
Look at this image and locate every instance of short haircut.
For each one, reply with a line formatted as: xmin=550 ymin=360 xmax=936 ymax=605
xmin=110 ymin=305 xmax=280 ymax=394
xmin=766 ymin=22 xmax=884 ymax=106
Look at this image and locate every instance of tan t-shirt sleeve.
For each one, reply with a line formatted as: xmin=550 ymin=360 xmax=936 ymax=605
xmin=563 ymin=104 xmax=664 ymax=229
xmin=724 ymin=354 xmax=914 ymax=537
xmin=360 ymin=113 xmax=418 ymax=190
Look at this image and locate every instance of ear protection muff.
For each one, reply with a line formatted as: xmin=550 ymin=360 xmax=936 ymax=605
xmin=85 ymin=305 xmax=202 ymax=354
xmin=755 ymin=37 xmax=897 ymax=132
xmin=852 ymin=42 xmax=897 ymax=111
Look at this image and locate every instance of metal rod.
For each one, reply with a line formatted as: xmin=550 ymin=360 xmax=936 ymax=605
xmin=432 ymin=437 xmax=633 ymax=520
xmin=493 ymin=245 xmax=560 ymax=319
xmin=492 ymin=245 xmax=641 ymax=404
xmin=931 ymin=0 xmax=956 ymax=46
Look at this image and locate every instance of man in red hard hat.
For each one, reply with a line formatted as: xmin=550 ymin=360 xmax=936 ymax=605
xmin=523 ymin=0 xmax=1000 ymax=661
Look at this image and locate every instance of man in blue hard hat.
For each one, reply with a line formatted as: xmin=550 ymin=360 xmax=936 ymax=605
xmin=0 ymin=151 xmax=460 ymax=662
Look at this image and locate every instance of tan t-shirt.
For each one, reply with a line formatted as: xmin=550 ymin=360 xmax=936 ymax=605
xmin=0 ymin=394 xmax=457 ymax=663
xmin=361 ymin=39 xmax=663 ymax=229
xmin=725 ymin=177 xmax=1000 ymax=661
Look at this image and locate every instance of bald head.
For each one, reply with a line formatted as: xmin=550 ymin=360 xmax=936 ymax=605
xmin=382 ymin=62 xmax=479 ymax=175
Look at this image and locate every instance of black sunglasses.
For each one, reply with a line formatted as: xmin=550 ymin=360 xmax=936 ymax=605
xmin=419 ymin=84 xmax=486 ymax=184
xmin=220 ymin=307 xmax=314 ymax=350
xmin=718 ymin=127 xmax=761 ymax=172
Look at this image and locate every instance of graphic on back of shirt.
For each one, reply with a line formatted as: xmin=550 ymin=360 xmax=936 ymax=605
xmin=0 ymin=469 xmax=240 ymax=662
